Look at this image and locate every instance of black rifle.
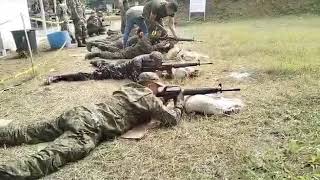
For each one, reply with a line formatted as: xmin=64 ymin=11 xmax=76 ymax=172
xmin=159 ymin=36 xmax=203 ymax=42
xmin=142 ymin=60 xmax=213 ymax=74
xmin=156 ymin=84 xmax=240 ymax=101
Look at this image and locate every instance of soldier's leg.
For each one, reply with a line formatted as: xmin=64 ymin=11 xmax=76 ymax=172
xmin=74 ymin=19 xmax=85 ymax=47
xmin=81 ymin=21 xmax=87 ymax=44
xmin=0 ymin=118 xmax=64 ymax=146
xmin=90 ymin=59 xmax=111 ymax=68
xmin=96 ymin=44 xmax=120 ymax=52
xmin=0 ymin=130 xmax=100 ymax=179
xmin=85 ymin=51 xmax=123 ymax=60
xmin=62 ymin=21 xmax=76 ymax=43
xmin=0 ymin=105 xmax=104 ymax=179
xmin=46 ymin=72 xmax=94 ymax=85
xmin=123 ymin=17 xmax=136 ymax=48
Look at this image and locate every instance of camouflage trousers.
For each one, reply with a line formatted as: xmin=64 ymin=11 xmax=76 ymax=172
xmin=85 ymin=39 xmax=153 ymax=60
xmin=73 ymin=19 xmax=87 ymax=40
xmin=61 ymin=21 xmax=75 ymax=41
xmin=86 ymin=41 xmax=121 ymax=52
xmin=49 ymin=59 xmax=141 ymax=83
xmin=0 ymin=106 xmax=114 ymax=179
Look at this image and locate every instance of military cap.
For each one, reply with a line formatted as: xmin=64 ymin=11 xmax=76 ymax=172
xmin=138 ymin=72 xmax=164 ymax=86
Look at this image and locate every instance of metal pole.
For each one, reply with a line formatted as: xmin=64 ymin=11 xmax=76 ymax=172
xmin=39 ymin=0 xmax=47 ymax=32
xmin=20 ymin=13 xmax=35 ymax=76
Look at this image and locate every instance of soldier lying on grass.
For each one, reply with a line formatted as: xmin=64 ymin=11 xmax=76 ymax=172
xmin=45 ymin=51 xmax=163 ymax=84
xmin=0 ymin=72 xmax=183 ymax=179
xmin=85 ymin=31 xmax=175 ymax=60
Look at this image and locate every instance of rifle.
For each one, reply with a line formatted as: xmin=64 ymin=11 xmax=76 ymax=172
xmin=159 ymin=36 xmax=203 ymax=42
xmin=156 ymin=84 xmax=241 ymax=101
xmin=142 ymin=60 xmax=212 ymax=74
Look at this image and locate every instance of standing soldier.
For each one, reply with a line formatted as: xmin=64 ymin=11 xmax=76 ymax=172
xmin=143 ymin=0 xmax=179 ymax=38
xmin=56 ymin=0 xmax=76 ymax=43
xmin=67 ymin=0 xmax=87 ymax=47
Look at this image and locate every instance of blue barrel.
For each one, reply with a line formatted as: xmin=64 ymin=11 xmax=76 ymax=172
xmin=47 ymin=31 xmax=71 ymax=49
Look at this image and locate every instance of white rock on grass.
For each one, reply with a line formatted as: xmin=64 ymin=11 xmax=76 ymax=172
xmin=229 ymin=72 xmax=251 ymax=80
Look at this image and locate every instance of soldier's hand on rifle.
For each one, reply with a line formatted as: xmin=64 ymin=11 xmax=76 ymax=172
xmin=174 ymin=92 xmax=184 ymax=110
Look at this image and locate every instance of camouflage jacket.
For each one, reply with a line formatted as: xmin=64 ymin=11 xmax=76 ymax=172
xmin=56 ymin=3 xmax=69 ymax=22
xmin=67 ymin=0 xmax=85 ymax=21
xmin=85 ymin=83 xmax=182 ymax=138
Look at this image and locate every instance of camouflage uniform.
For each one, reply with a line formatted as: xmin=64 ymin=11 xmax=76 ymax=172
xmin=85 ymin=37 xmax=175 ymax=60
xmin=56 ymin=0 xmax=76 ymax=42
xmin=86 ymin=35 xmax=139 ymax=52
xmin=0 ymin=83 xmax=182 ymax=179
xmin=67 ymin=0 xmax=87 ymax=46
xmin=47 ymin=52 xmax=163 ymax=84
xmin=86 ymin=14 xmax=106 ymax=37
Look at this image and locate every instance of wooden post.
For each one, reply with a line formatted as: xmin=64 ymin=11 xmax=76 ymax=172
xmin=20 ymin=13 xmax=35 ymax=76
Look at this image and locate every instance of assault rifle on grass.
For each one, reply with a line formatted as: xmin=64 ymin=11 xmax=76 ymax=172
xmin=142 ymin=60 xmax=213 ymax=75
xmin=156 ymin=84 xmax=241 ymax=101
xmin=159 ymin=36 xmax=203 ymax=42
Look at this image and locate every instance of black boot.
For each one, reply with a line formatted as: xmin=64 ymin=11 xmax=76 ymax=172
xmin=77 ymin=39 xmax=85 ymax=47
xmin=70 ymin=36 xmax=76 ymax=44
xmin=82 ymin=38 xmax=87 ymax=45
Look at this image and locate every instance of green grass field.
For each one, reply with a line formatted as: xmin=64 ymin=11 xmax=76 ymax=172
xmin=178 ymin=15 xmax=320 ymax=179
xmin=0 ymin=15 xmax=319 ymax=179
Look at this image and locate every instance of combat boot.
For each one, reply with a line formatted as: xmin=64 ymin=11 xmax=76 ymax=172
xmin=77 ymin=39 xmax=85 ymax=47
xmin=70 ymin=36 xmax=76 ymax=44
xmin=82 ymin=38 xmax=87 ymax=45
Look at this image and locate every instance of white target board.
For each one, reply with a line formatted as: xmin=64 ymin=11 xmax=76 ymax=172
xmin=189 ymin=0 xmax=206 ymax=21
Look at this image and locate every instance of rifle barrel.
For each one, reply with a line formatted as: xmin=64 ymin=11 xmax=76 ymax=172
xmin=221 ymin=88 xmax=241 ymax=92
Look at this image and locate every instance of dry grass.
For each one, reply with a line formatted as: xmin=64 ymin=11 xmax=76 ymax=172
xmin=0 ymin=15 xmax=320 ymax=179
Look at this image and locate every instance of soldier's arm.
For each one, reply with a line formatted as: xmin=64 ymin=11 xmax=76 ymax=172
xmin=168 ymin=17 xmax=177 ymax=38
xmin=145 ymin=94 xmax=183 ymax=127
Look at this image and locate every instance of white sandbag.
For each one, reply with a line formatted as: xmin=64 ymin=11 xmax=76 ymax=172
xmin=172 ymin=67 xmax=199 ymax=79
xmin=166 ymin=46 xmax=181 ymax=60
xmin=177 ymin=50 xmax=209 ymax=62
xmin=173 ymin=68 xmax=188 ymax=79
xmin=184 ymin=95 xmax=244 ymax=115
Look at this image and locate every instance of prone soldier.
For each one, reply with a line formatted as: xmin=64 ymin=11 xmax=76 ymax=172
xmin=85 ymin=31 xmax=175 ymax=60
xmin=45 ymin=51 xmax=164 ymax=84
xmin=0 ymin=72 xmax=183 ymax=179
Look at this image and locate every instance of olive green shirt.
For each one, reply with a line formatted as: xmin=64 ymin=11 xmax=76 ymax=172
xmin=93 ymin=83 xmax=182 ymax=137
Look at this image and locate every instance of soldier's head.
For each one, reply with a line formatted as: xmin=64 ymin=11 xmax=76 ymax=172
xmin=166 ymin=0 xmax=178 ymax=16
xmin=91 ymin=11 xmax=97 ymax=16
xmin=136 ymin=28 xmax=144 ymax=38
xmin=138 ymin=72 xmax=164 ymax=95
xmin=150 ymin=51 xmax=163 ymax=67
